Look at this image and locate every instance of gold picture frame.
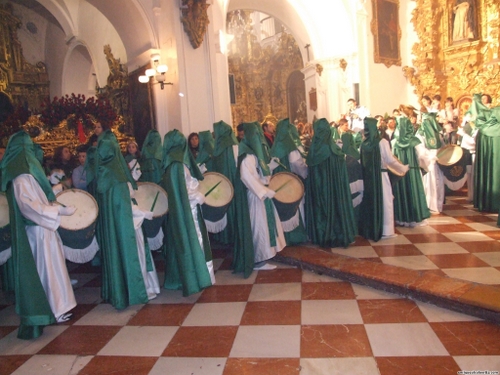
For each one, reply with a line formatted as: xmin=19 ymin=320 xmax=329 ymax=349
xmin=371 ymin=0 xmax=402 ymax=68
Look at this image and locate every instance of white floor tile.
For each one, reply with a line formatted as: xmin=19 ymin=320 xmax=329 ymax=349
xmin=414 ymin=242 xmax=469 ymax=255
xmin=427 ymin=216 xmax=462 ymax=225
xmin=365 ymin=323 xmax=449 ymax=356
xmin=415 ymin=301 xmax=481 ymax=322
xmin=396 ymin=226 xmax=439 ymax=234
xmin=351 ymin=284 xmax=402 ymax=300
xmin=73 ymin=304 xmax=143 ymax=326
xmin=331 ymin=246 xmax=379 ymax=258
xmin=149 ymin=357 xmax=227 ymax=375
xmin=182 ymin=302 xmax=246 ymax=326
xmin=300 ymin=358 xmax=380 ymax=375
xmin=230 ymin=325 xmax=300 ymax=358
xmin=443 ymin=232 xmax=494 ymax=242
xmin=214 ymin=270 xmax=257 ymax=285
xmin=98 ymin=326 xmax=177 ymax=356
xmin=453 ymin=356 xmax=500 ymax=372
xmin=10 ymin=354 xmax=93 ymax=375
xmin=442 ymin=267 xmax=500 ymax=285
xmin=381 ymin=255 xmax=439 ymax=270
xmin=248 ymin=283 xmax=301 ymax=301
xmin=0 ymin=326 xmax=67 ymax=355
xmin=147 ymin=289 xmax=201 ymax=304
xmin=301 ymin=300 xmax=363 ymax=325
xmin=442 ymin=209 xmax=478 ymax=217
xmin=466 ymin=222 xmax=500 ymax=232
xmin=370 ymin=236 xmax=411 ymax=246
xmin=474 ymin=252 xmax=500 ymax=267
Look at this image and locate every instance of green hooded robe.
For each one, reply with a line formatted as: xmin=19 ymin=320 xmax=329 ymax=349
xmin=161 ymin=130 xmax=213 ymax=296
xmin=195 ymin=130 xmax=215 ymax=172
xmin=305 ymin=118 xmax=357 ymax=248
xmin=139 ymin=130 xmax=163 ymax=184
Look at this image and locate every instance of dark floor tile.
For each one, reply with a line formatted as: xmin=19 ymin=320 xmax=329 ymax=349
xmin=240 ymin=301 xmax=301 ymax=325
xmin=79 ymin=356 xmax=157 ymax=375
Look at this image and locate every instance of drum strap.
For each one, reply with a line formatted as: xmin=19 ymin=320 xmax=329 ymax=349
xmin=264 ymin=198 xmax=277 ymax=247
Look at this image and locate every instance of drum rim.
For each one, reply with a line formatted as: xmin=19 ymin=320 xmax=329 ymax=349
xmin=56 ymin=188 xmax=99 ymax=230
xmin=136 ymin=181 xmax=169 ymax=217
xmin=269 ymin=171 xmax=305 ymax=203
xmin=436 ymin=144 xmax=463 ymax=166
xmin=0 ymin=192 xmax=9 ymax=227
xmin=200 ymin=172 xmax=234 ymax=207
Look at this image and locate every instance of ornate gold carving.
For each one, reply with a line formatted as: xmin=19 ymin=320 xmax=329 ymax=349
xmin=316 ymin=63 xmax=323 ymax=76
xmin=403 ymin=0 xmax=500 ymax=107
xmin=99 ymin=45 xmax=132 ymax=133
xmin=371 ymin=0 xmax=402 ymax=68
xmin=0 ymin=4 xmax=49 ymax=112
xmin=227 ymin=10 xmax=305 ymax=126
xmin=180 ymin=0 xmax=210 ymax=49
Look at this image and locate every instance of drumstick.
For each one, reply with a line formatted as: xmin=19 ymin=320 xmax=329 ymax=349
xmin=54 ymin=200 xmax=67 ymax=208
xmin=150 ymin=191 xmax=160 ymax=212
xmin=275 ymin=159 xmax=288 ymax=170
xmin=274 ymin=179 xmax=291 ymax=193
xmin=205 ymin=180 xmax=222 ymax=197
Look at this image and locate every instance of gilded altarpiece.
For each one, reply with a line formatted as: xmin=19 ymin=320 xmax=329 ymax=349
xmin=403 ymin=0 xmax=500 ymax=112
xmin=0 ymin=4 xmax=49 ymax=112
xmin=227 ymin=11 xmax=305 ymax=126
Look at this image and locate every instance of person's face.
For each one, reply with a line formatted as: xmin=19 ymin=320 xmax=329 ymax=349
xmin=0 ymin=148 xmax=5 ymax=162
xmin=62 ymin=147 xmax=71 ymax=161
xmin=190 ymin=135 xmax=199 ymax=148
xmin=237 ymin=130 xmax=244 ymax=139
xmin=422 ymin=98 xmax=431 ymax=107
xmin=78 ymin=152 xmax=86 ymax=165
xmin=481 ymin=95 xmax=490 ymax=106
xmin=266 ymin=123 xmax=275 ymax=134
xmin=432 ymin=99 xmax=440 ymax=109
xmin=347 ymin=100 xmax=356 ymax=111
xmin=393 ymin=110 xmax=400 ymax=116
xmin=94 ymin=122 xmax=103 ymax=136
xmin=387 ymin=119 xmax=396 ymax=130
xmin=127 ymin=143 xmax=138 ymax=155
xmin=410 ymin=116 xmax=417 ymax=124
xmin=339 ymin=122 xmax=349 ymax=133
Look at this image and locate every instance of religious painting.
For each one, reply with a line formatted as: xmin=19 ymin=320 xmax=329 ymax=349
xmin=309 ymin=88 xmax=317 ymax=112
xmin=371 ymin=0 xmax=401 ymax=68
xmin=450 ymin=0 xmax=478 ymax=44
xmin=128 ymin=65 xmax=156 ymax=147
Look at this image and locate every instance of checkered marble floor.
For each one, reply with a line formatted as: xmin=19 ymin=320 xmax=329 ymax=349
xmin=1 ymin=191 xmax=500 ymax=375
xmin=340 ymin=194 xmax=500 ymax=286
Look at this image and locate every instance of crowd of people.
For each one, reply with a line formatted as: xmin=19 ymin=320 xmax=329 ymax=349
xmin=0 ymin=92 xmax=498 ymax=340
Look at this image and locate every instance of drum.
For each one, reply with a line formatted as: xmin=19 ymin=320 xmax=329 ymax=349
xmin=387 ymin=165 xmax=407 ymax=186
xmin=437 ymin=146 xmax=471 ymax=188
xmin=345 ymin=155 xmax=364 ymax=208
xmin=56 ymin=189 xmax=98 ymax=262
xmin=198 ymin=172 xmax=234 ymax=223
xmin=268 ymin=172 xmax=304 ymax=222
xmin=135 ymin=182 xmax=169 ymax=239
xmin=0 ymin=193 xmax=11 ymax=265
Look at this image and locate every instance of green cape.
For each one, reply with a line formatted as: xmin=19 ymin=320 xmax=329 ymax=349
xmin=195 ymin=130 xmax=215 ymax=171
xmin=341 ymin=132 xmax=360 ymax=160
xmin=306 ymin=118 xmax=344 ymax=167
xmin=139 ymin=129 xmax=163 ymax=184
xmin=358 ymin=118 xmax=383 ymax=241
xmin=163 ymin=129 xmax=203 ymax=181
xmin=417 ymin=112 xmax=442 ymax=149
xmin=238 ymin=122 xmax=271 ymax=176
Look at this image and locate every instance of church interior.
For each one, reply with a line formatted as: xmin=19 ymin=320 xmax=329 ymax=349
xmin=1 ymin=0 xmax=500 ymax=374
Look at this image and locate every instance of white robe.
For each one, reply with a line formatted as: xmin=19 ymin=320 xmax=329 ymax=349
xmin=240 ymin=154 xmax=286 ymax=263
xmin=184 ymin=166 xmax=215 ymax=285
xmin=13 ymin=174 xmax=76 ymax=319
xmin=458 ymin=126 xmax=477 ymax=202
xmin=415 ymin=135 xmax=445 ymax=213
xmin=380 ymin=139 xmax=409 ymax=236
xmin=131 ymin=203 xmax=160 ymax=300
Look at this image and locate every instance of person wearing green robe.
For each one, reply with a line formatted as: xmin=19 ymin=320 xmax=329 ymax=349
xmin=160 ymin=129 xmax=215 ymax=296
xmin=139 ymin=130 xmax=163 ymax=184
xmin=359 ymin=118 xmax=409 ymax=241
xmin=416 ymin=112 xmax=445 ymax=213
xmin=95 ymin=130 xmax=150 ymax=309
xmin=392 ymin=116 xmax=431 ymax=226
xmin=305 ymin=118 xmax=357 ymax=248
xmin=0 ymin=131 xmax=77 ymax=339
xmin=195 ymin=130 xmax=215 ymax=173
xmin=466 ymin=93 xmax=500 ymax=214
xmin=341 ymin=132 xmax=360 ymax=160
xmin=270 ymin=118 xmax=308 ymax=245
xmin=237 ymin=122 xmax=285 ymax=271
xmin=211 ymin=120 xmax=239 ymax=245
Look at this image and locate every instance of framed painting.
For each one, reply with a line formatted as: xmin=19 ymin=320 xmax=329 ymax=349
xmin=371 ymin=0 xmax=401 ymax=68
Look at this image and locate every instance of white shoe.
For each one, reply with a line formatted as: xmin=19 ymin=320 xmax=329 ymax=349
xmin=382 ymin=233 xmax=398 ymax=239
xmin=70 ymin=279 xmax=78 ymax=286
xmin=56 ymin=312 xmax=73 ymax=323
xmin=253 ymin=263 xmax=277 ymax=271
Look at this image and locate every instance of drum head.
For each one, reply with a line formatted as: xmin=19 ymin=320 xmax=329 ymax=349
xmin=268 ymin=172 xmax=304 ymax=204
xmin=0 ymin=193 xmax=8 ymax=228
xmin=199 ymin=172 xmax=234 ymax=207
xmin=437 ymin=145 xmax=463 ymax=166
xmin=56 ymin=189 xmax=98 ymax=230
xmin=136 ymin=182 xmax=169 ymax=216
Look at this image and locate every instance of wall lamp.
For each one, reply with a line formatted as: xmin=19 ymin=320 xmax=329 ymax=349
xmin=138 ymin=54 xmax=173 ymax=89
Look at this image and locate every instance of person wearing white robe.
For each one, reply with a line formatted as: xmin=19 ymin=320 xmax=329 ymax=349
xmin=13 ymin=174 xmax=77 ymax=321
xmin=240 ymin=154 xmax=286 ymax=266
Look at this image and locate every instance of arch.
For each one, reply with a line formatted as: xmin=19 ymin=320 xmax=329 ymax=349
xmin=62 ymin=43 xmax=94 ymax=97
xmin=36 ymin=0 xmax=77 ymax=40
